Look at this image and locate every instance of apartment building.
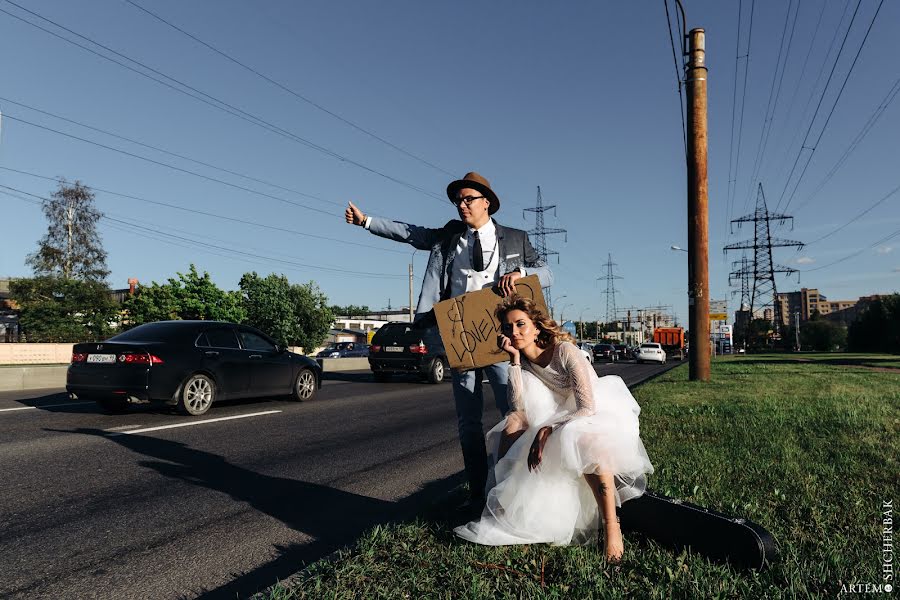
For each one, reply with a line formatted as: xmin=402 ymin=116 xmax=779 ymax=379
xmin=776 ymin=288 xmax=869 ymax=324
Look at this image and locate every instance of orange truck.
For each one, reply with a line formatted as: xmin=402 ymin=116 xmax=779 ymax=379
xmin=652 ymin=327 xmax=685 ymax=360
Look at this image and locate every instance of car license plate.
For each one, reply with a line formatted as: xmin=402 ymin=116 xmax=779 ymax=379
xmin=87 ymin=353 xmax=116 ymax=363
xmin=385 ymin=346 xmax=403 ymax=352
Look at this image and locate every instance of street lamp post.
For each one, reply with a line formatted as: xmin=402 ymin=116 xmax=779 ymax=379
xmin=552 ymin=295 xmax=567 ymax=322
xmin=559 ymin=303 xmax=573 ymax=325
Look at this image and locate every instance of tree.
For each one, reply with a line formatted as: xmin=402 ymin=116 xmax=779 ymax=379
xmin=745 ymin=318 xmax=775 ymax=350
xmin=241 ymin=272 xmax=333 ymax=351
xmin=329 ymin=304 xmax=371 ymax=318
xmin=847 ymin=294 xmax=900 ymax=353
xmin=123 ymin=265 xmax=245 ymax=327
xmin=800 ymin=320 xmax=847 ymax=351
xmin=26 ymin=180 xmax=109 ymax=282
xmin=9 ymin=276 xmax=118 ymax=342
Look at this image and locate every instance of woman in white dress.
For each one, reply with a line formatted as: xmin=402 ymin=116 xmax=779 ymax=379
xmin=454 ymin=296 xmax=654 ymax=561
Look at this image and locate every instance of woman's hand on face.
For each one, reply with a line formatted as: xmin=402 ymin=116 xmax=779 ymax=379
xmin=527 ymin=426 xmax=553 ymax=471
xmin=497 ymin=334 xmax=520 ymax=363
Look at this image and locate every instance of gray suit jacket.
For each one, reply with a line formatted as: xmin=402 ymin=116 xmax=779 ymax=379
xmin=367 ymin=217 xmax=553 ymax=322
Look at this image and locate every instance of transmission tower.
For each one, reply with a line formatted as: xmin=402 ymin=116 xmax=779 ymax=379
xmin=728 ymin=254 xmax=752 ymax=311
xmin=597 ymin=254 xmax=622 ymax=324
xmin=524 ymin=186 xmax=566 ymax=308
xmin=723 ymin=183 xmax=803 ymax=333
xmin=727 ymin=254 xmax=753 ymax=344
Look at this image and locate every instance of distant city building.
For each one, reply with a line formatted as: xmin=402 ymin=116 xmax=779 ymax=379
xmin=776 ymin=288 xmax=877 ymax=325
xmin=332 ymin=308 xmax=414 ymax=333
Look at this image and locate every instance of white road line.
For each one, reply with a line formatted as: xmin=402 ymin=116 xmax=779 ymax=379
xmin=108 ymin=410 xmax=282 ymax=436
xmin=0 ymin=401 xmax=93 ymax=412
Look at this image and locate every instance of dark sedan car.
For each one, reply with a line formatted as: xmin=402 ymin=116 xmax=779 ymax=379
xmin=592 ymin=343 xmax=618 ymax=362
xmin=67 ymin=321 xmax=322 ymax=416
xmin=316 ymin=342 xmax=370 ymax=358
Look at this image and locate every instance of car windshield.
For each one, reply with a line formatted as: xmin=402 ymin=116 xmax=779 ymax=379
xmin=640 ymin=344 xmax=658 ymax=348
xmin=373 ymin=323 xmax=413 ymax=341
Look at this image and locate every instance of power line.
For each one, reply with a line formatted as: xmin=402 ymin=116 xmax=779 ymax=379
xmin=778 ymin=0 xmax=886 ymax=214
xmin=767 ymin=0 xmax=828 ymax=180
xmin=0 ymin=1 xmax=444 ymax=202
xmin=2 ymin=186 xmax=406 ymax=278
xmin=775 ymin=0 xmax=883 ymax=214
xmin=2 ymin=113 xmax=339 ymax=216
xmin=740 ymin=0 xmax=799 ymax=215
xmin=725 ymin=0 xmax=744 ymax=239
xmin=728 ymin=0 xmax=757 ymax=231
xmin=0 ymin=167 xmax=409 ymax=255
xmin=794 ymin=76 xmax=900 ymax=211
xmin=121 ymin=0 xmax=455 ymax=178
xmin=804 ymin=181 xmax=900 ymax=246
xmin=662 ymin=0 xmax=686 ymax=155
xmin=0 ymin=96 xmax=339 ymax=208
xmin=800 ymin=226 xmax=900 ymax=273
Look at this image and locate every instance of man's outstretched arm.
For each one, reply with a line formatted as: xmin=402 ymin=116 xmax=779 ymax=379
xmin=346 ymin=201 xmax=440 ymax=250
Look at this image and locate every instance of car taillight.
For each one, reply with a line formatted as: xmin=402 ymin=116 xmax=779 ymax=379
xmin=371 ymin=345 xmax=382 ymax=353
xmin=71 ymin=352 xmax=87 ymax=363
xmin=119 ymin=353 xmax=164 ymax=365
xmin=409 ymin=342 xmax=427 ymax=354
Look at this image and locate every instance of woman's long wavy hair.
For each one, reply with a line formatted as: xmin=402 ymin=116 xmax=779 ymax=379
xmin=496 ymin=295 xmax=576 ymax=349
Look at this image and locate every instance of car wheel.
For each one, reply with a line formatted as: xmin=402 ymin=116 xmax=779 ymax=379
xmin=96 ymin=397 xmax=128 ymax=414
xmin=373 ymin=371 xmax=392 ymax=383
xmin=178 ymin=373 xmax=215 ymax=416
xmin=425 ymin=358 xmax=446 ymax=384
xmin=292 ymin=368 xmax=317 ymax=401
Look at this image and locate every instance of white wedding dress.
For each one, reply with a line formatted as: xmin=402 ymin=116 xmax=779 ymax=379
xmin=455 ymin=342 xmax=654 ymax=546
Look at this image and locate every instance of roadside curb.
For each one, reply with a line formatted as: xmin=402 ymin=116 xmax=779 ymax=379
xmin=0 ymin=364 xmax=68 ymax=392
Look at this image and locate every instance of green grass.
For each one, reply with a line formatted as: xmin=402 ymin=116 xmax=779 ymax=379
xmin=263 ymin=354 xmax=899 ymax=599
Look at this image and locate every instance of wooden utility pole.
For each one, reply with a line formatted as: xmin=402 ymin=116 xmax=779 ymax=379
xmin=686 ymin=28 xmax=711 ymax=381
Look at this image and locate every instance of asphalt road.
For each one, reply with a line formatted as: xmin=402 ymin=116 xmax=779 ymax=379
xmin=0 ymin=358 xmax=678 ymax=599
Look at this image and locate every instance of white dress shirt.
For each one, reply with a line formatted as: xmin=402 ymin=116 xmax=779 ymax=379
xmin=450 ymin=219 xmax=500 ymax=297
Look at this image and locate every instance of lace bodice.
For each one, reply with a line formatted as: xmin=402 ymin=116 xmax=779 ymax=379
xmin=507 ymin=341 xmax=597 ymax=426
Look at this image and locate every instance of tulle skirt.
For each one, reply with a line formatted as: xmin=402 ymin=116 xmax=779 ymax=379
xmin=455 ymin=372 xmax=654 ymax=546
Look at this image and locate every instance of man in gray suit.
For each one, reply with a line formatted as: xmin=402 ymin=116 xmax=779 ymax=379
xmin=345 ymin=172 xmax=553 ymax=513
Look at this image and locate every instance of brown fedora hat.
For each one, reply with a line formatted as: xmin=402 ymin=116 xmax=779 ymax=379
xmin=446 ymin=171 xmax=500 ymax=215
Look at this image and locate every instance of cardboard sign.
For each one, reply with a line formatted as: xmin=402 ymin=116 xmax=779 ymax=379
xmin=434 ymin=275 xmax=549 ymax=371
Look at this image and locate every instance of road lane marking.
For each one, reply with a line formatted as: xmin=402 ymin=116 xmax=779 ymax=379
xmin=0 ymin=401 xmax=93 ymax=412
xmin=107 ymin=410 xmax=282 ymax=435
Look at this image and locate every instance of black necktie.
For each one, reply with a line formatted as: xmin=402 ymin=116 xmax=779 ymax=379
xmin=472 ymin=231 xmax=484 ymax=271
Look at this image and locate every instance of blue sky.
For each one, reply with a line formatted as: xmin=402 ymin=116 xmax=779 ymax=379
xmin=1 ymin=0 xmax=897 ymax=325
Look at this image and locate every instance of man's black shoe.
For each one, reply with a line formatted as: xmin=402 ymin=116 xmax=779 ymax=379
xmin=455 ymin=496 xmax=485 ymax=520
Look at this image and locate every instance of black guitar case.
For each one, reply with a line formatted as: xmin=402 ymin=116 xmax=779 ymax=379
xmin=618 ymin=490 xmax=777 ymax=570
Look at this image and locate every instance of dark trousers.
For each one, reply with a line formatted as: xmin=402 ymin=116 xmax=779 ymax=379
xmin=451 ymin=362 xmax=510 ymax=499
